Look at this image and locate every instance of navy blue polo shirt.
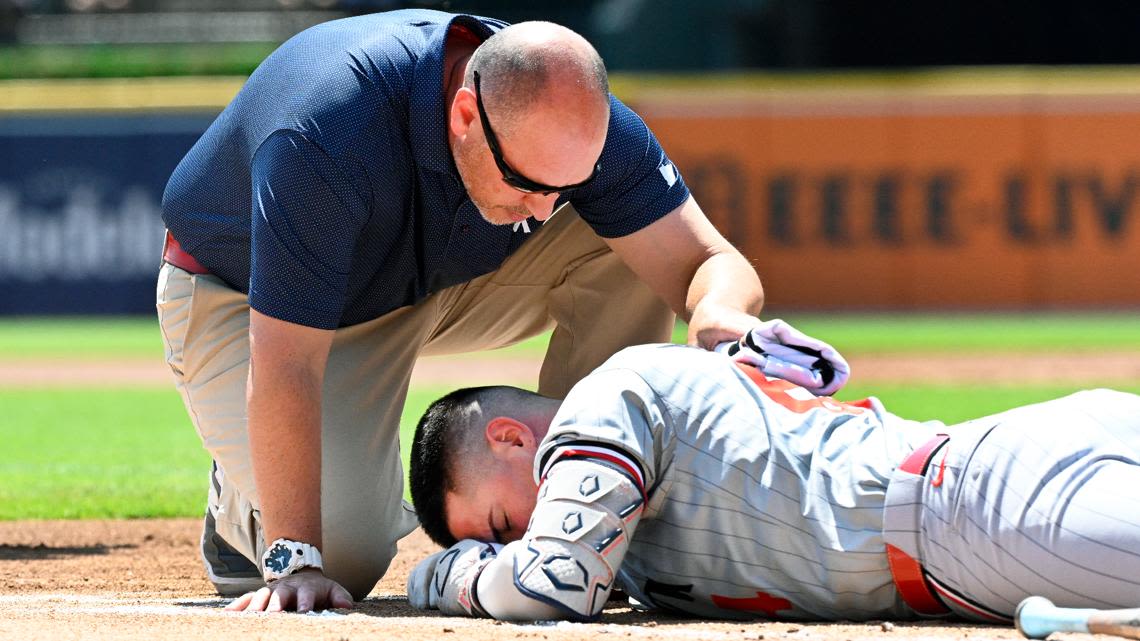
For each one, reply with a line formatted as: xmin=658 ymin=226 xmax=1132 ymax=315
xmin=162 ymin=9 xmax=690 ymax=330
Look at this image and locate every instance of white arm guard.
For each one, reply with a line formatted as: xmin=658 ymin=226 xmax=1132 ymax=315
xmin=407 ymin=539 xmax=502 ymax=617
xmin=476 ymin=457 xmax=645 ymax=621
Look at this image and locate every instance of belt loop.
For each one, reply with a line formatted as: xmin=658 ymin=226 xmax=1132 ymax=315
xmin=160 ymin=229 xmax=171 ymax=269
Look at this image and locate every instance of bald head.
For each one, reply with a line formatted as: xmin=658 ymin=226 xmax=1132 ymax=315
xmin=448 ymin=22 xmax=610 ymax=222
xmin=466 ymin=21 xmax=610 ymax=136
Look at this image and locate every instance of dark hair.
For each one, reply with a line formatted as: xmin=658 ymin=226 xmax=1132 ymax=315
xmin=409 ymin=385 xmax=511 ymax=548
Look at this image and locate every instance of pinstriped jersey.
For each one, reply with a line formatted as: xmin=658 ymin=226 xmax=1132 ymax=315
xmin=534 ymin=343 xmax=943 ymax=620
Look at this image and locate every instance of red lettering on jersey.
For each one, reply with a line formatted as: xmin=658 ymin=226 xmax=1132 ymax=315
xmin=735 ymin=363 xmax=866 ymax=416
xmin=845 ymin=397 xmax=876 ymax=410
xmin=711 ymin=590 xmax=793 ymax=617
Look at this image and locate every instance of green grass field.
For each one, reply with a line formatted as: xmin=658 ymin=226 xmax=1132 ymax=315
xmin=5 ymin=311 xmax=1140 ymax=359
xmin=2 ymin=312 xmax=1139 ymax=520
xmin=0 ymin=385 xmax=452 ymax=520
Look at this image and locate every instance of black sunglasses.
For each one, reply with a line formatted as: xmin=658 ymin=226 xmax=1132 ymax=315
xmin=473 ymin=70 xmax=602 ymax=196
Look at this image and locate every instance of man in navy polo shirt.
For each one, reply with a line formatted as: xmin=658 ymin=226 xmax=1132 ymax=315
xmin=157 ymin=9 xmax=764 ymax=613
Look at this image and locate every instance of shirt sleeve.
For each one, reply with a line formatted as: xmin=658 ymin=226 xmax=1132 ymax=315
xmin=535 ymin=366 xmax=667 ymax=492
xmin=248 ymin=129 xmax=371 ymax=329
xmin=567 ymin=95 xmax=691 ymax=238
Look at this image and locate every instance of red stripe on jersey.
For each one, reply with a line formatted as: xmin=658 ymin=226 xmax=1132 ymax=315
xmin=542 ymin=446 xmax=647 ymax=504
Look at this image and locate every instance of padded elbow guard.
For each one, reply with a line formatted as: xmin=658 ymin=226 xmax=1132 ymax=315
xmin=511 ymin=457 xmax=645 ymax=620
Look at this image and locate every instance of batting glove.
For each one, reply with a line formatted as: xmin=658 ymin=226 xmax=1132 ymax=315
xmin=715 ymin=319 xmax=851 ymax=396
xmin=406 ymin=539 xmax=502 ymax=617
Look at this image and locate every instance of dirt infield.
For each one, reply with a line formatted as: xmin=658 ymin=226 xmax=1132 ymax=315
xmin=0 ymin=518 xmax=1040 ymax=641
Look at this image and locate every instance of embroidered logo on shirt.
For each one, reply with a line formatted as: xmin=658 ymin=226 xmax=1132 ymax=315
xmin=658 ymin=161 xmax=678 ymax=187
xmin=513 ymin=220 xmax=531 ymax=233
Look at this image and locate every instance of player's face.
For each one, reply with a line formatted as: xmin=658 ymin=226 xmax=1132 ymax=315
xmin=444 ymin=454 xmax=537 ymax=545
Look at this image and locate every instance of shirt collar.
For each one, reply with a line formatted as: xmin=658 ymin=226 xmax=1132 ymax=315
xmin=409 ymin=14 xmax=503 ymax=179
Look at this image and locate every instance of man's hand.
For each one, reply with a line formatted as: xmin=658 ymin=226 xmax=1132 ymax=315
xmin=226 ymin=568 xmax=352 ymax=613
xmin=406 ymin=539 xmax=501 ymax=616
xmin=686 ymin=299 xmax=759 ymax=350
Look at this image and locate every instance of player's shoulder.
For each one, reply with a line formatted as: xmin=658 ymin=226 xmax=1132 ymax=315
xmin=598 ymin=343 xmax=734 ymax=379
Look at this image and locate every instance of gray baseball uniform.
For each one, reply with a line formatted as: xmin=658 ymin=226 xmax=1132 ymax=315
xmin=522 ymin=343 xmax=1140 ymax=621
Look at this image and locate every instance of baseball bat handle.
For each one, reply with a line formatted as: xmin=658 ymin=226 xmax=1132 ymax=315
xmin=1090 ymin=610 xmax=1140 ymax=640
xmin=1016 ymin=597 xmax=1140 ymax=640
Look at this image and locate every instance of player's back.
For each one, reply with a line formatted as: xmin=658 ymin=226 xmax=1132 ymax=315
xmin=543 ymin=344 xmax=941 ymax=620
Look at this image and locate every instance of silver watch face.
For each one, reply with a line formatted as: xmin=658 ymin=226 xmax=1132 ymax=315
xmin=264 ymin=542 xmax=297 ymax=574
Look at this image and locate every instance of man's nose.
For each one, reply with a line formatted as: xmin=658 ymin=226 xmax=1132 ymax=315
xmin=525 ymin=192 xmax=560 ymax=221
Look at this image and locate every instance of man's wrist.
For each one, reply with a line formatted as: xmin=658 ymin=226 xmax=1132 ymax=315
xmin=262 ymin=538 xmax=324 ymax=581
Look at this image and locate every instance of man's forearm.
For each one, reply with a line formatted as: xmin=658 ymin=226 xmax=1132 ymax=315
xmin=247 ymin=359 xmax=325 ymax=548
xmin=684 ymin=249 xmax=765 ymax=349
xmin=685 ymin=249 xmax=764 ymax=320
xmin=245 ymin=309 xmax=335 ymax=552
xmin=605 ymin=196 xmax=765 ymax=349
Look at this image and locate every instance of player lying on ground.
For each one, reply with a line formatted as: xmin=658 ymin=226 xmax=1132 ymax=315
xmin=406 ymin=339 xmax=1140 ymax=622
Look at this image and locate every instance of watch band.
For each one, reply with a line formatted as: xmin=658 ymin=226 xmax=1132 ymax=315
xmin=262 ymin=538 xmax=324 ymax=581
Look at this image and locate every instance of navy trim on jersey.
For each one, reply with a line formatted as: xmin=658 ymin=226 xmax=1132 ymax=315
xmin=538 ymin=439 xmax=647 ymax=491
xmin=925 ymin=573 xmax=1014 ymax=623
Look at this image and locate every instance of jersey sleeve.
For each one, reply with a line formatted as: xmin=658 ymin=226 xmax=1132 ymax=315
xmin=566 ymin=95 xmax=691 ymax=238
xmin=248 ymin=128 xmax=371 ymax=329
xmin=535 ymin=366 xmax=667 ymax=492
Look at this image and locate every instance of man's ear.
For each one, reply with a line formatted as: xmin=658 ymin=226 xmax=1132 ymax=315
xmin=485 ymin=416 xmax=536 ymax=456
xmin=449 ymin=87 xmax=479 ymax=140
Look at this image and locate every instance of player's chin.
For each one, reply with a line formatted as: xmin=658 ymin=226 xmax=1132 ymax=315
xmin=477 ymin=205 xmax=529 ymax=226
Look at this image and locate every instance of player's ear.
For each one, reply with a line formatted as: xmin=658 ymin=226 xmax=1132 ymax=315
xmin=485 ymin=417 xmax=536 ymax=455
xmin=449 ymin=86 xmax=479 ymax=139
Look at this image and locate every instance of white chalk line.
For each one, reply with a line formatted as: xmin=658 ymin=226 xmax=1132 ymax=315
xmin=0 ymin=594 xmax=224 ymax=617
xmin=0 ymin=594 xmax=969 ymax=640
xmin=520 ymin=621 xmax=741 ymax=639
xmin=0 ymin=594 xmax=488 ymax=628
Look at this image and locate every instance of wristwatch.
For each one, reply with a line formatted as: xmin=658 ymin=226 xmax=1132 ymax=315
xmin=262 ymin=538 xmax=323 ymax=581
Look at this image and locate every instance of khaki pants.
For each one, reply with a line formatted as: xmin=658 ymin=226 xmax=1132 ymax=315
xmin=155 ymin=207 xmax=674 ymax=599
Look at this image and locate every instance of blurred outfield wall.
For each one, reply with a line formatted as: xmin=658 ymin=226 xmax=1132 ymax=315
xmin=0 ymin=79 xmax=238 ymax=314
xmin=1 ymin=70 xmax=1139 ymax=314
xmin=615 ymin=69 xmax=1140 ymax=309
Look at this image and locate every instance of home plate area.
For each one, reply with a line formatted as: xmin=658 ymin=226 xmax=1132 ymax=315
xmin=0 ymin=518 xmax=1051 ymax=641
